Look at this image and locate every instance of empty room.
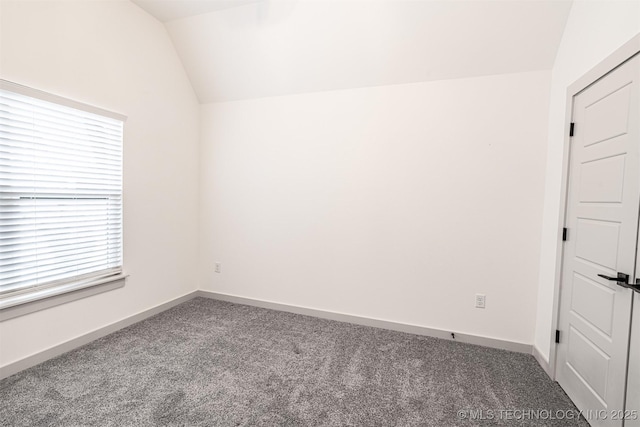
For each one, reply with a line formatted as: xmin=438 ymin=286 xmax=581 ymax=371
xmin=1 ymin=0 xmax=639 ymax=425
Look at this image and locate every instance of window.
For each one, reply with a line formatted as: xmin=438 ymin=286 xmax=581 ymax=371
xmin=0 ymin=80 xmax=125 ymax=310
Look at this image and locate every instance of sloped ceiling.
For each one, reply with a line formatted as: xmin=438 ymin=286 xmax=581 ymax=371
xmin=131 ymin=0 xmax=262 ymax=22
xmin=135 ymin=0 xmax=573 ymax=103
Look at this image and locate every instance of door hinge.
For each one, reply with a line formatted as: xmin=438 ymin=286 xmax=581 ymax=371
xmin=569 ymin=122 xmax=575 ymax=137
xmin=555 ymin=330 xmax=561 ymax=344
xmin=562 ymin=227 xmax=568 ymax=241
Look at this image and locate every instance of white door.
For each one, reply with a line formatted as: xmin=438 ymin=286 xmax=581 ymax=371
xmin=557 ymin=53 xmax=640 ymax=427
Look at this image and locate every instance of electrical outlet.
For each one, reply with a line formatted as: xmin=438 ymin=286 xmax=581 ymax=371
xmin=215 ymin=263 xmax=221 ymax=273
xmin=475 ymin=294 xmax=486 ymax=309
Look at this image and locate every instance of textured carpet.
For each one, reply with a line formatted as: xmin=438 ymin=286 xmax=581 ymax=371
xmin=0 ymin=297 xmax=587 ymax=426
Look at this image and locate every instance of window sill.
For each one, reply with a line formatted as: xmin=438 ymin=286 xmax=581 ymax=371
xmin=0 ymin=273 xmax=128 ymax=322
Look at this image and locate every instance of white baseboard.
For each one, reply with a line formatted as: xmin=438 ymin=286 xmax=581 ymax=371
xmin=0 ymin=291 xmax=197 ymax=380
xmin=196 ymin=290 xmax=533 ymax=354
xmin=1 ymin=289 xmax=537 ymax=380
xmin=532 ymin=344 xmax=554 ymax=379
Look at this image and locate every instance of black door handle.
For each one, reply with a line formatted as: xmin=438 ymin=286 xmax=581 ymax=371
xmin=597 ymin=272 xmax=629 ymax=283
xmin=597 ymin=273 xmax=640 ymax=292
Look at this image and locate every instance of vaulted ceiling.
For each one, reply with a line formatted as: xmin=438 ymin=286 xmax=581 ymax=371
xmin=132 ymin=0 xmax=573 ymax=103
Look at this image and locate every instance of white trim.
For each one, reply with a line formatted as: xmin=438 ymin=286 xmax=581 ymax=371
xmin=0 ymin=275 xmax=127 ymax=322
xmin=0 ymin=289 xmax=536 ymax=380
xmin=0 ymin=79 xmax=127 ymax=122
xmin=533 ymin=344 xmax=553 ymax=379
xmin=550 ymin=33 xmax=640 ymax=379
xmin=0 ymin=272 xmax=128 ymax=311
xmin=196 ymin=290 xmax=533 ymax=354
xmin=0 ymin=291 xmax=197 ymax=380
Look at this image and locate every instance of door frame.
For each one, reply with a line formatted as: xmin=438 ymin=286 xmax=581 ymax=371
xmin=549 ymin=33 xmax=640 ymax=380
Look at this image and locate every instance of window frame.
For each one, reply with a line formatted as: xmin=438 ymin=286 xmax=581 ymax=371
xmin=0 ymin=80 xmax=128 ymax=319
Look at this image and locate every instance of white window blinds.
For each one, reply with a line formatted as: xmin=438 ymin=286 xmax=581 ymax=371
xmin=0 ymin=81 xmax=124 ymax=306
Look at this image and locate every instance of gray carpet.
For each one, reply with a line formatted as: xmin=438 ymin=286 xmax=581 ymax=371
xmin=0 ymin=297 xmax=587 ymax=426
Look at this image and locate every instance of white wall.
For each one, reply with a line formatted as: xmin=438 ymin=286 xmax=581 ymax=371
xmin=0 ymin=0 xmax=200 ymax=367
xmin=200 ymin=70 xmax=551 ymax=345
xmin=535 ymin=0 xmax=640 ymax=362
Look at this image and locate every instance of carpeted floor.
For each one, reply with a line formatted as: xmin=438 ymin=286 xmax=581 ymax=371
xmin=0 ymin=297 xmax=587 ymax=426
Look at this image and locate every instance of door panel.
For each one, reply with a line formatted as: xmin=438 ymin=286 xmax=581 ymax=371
xmin=583 ymin=83 xmax=632 ymax=146
xmin=579 ymin=155 xmax=625 ymax=203
xmin=567 ymin=326 xmax=610 ymax=402
xmin=557 ymin=54 xmax=639 ymax=427
xmin=574 ymin=219 xmax=620 ymax=269
xmin=570 ymin=273 xmax=616 ymax=336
